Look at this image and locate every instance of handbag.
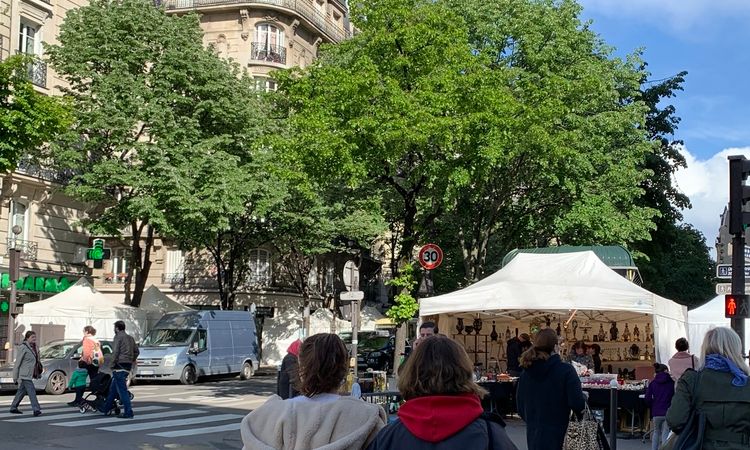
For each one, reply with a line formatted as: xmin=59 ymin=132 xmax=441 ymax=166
xmin=92 ymin=341 xmax=105 ymax=367
xmin=564 ymin=404 xmax=601 ymax=450
xmin=660 ymin=371 xmax=705 ymax=450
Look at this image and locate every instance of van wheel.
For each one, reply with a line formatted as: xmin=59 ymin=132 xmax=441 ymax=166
xmin=180 ymin=365 xmax=197 ymax=385
xmin=45 ymin=371 xmax=67 ymax=395
xmin=240 ymin=362 xmax=254 ymax=380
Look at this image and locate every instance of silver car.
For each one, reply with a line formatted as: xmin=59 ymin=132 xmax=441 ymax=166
xmin=0 ymin=339 xmax=114 ymax=395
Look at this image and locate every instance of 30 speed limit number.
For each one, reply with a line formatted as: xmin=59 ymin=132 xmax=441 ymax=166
xmin=418 ymin=244 xmax=443 ymax=270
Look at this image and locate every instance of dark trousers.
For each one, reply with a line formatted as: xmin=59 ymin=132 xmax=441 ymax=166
xmin=10 ymin=379 xmax=41 ymax=412
xmin=101 ymin=370 xmax=132 ymax=416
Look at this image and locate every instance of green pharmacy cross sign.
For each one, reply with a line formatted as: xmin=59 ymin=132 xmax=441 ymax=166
xmin=87 ymin=239 xmax=112 ymax=269
xmin=0 ymin=299 xmax=8 ymax=313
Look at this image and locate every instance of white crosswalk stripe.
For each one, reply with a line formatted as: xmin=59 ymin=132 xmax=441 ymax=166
xmin=96 ymin=413 xmax=243 ymax=433
xmin=51 ymin=408 xmax=206 ymax=427
xmin=148 ymin=422 xmax=241 ymax=438
xmin=0 ymin=406 xmax=72 ymax=418
xmin=3 ymin=405 xmax=168 ymax=422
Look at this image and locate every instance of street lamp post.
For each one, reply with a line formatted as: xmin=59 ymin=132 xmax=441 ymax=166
xmin=6 ymin=225 xmax=22 ymax=363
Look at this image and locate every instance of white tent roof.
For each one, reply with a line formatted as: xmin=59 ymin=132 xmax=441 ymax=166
xmin=688 ymin=295 xmax=750 ymax=355
xmin=16 ymin=278 xmax=149 ymax=341
xmin=420 ymin=252 xmax=688 ymax=363
xmin=361 ymin=306 xmax=385 ymax=331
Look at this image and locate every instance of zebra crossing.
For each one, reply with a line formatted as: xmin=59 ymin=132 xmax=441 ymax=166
xmin=1 ymin=402 xmax=244 ymax=438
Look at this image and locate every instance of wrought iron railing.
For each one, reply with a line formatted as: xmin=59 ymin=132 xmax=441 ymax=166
xmin=6 ymin=239 xmax=38 ymax=261
xmin=250 ymin=42 xmax=287 ymax=64
xmin=16 ymin=158 xmax=77 ymax=185
xmin=161 ymin=0 xmax=351 ymax=42
xmin=26 ymin=57 xmax=47 ymax=88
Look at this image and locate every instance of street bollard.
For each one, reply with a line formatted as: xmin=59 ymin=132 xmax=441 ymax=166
xmin=609 ymin=379 xmax=618 ymax=450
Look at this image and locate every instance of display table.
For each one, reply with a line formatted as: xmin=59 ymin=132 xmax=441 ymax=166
xmin=479 ymin=381 xmax=517 ymax=416
xmin=583 ymin=387 xmax=647 ymax=436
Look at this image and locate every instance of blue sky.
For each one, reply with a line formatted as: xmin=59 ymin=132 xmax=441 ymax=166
xmin=578 ymin=0 xmax=750 ymax=246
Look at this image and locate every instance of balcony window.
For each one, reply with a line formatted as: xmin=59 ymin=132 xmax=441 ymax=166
xmin=18 ymin=20 xmax=46 ymax=88
xmin=252 ymin=24 xmax=286 ymax=64
xmin=253 ymin=77 xmax=277 ymax=92
xmin=8 ymin=201 xmax=29 ymax=242
xmin=247 ymin=249 xmax=271 ymax=287
xmin=107 ymin=248 xmax=130 ymax=283
xmin=164 ymin=249 xmax=186 ymax=283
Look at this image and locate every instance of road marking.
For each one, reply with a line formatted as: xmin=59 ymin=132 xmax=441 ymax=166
xmin=3 ymin=405 xmax=167 ymax=422
xmin=97 ymin=413 xmax=243 ymax=432
xmin=0 ymin=406 xmax=71 ymax=418
xmin=148 ymin=422 xmax=241 ymax=438
xmin=134 ymin=390 xmax=210 ymax=399
xmin=52 ymin=408 xmax=205 ymax=427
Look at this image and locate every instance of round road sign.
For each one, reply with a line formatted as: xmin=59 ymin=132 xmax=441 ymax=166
xmin=419 ymin=244 xmax=443 ymax=270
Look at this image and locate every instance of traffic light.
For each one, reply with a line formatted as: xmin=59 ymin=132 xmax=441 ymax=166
xmin=0 ymin=299 xmax=9 ymax=314
xmin=728 ymin=155 xmax=750 ymax=234
xmin=725 ymin=294 xmax=750 ymax=319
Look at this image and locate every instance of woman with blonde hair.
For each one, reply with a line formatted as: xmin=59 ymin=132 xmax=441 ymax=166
xmin=241 ymin=333 xmax=386 ymax=450
xmin=366 ymin=335 xmax=517 ymax=449
xmin=516 ymin=328 xmax=586 ymax=450
xmin=666 ymin=327 xmax=750 ymax=449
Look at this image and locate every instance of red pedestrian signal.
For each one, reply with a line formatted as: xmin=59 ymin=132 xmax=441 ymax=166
xmin=725 ymin=294 xmax=750 ymax=319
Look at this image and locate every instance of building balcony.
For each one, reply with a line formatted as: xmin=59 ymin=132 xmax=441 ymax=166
xmin=16 ymin=157 xmax=77 ymax=185
xmin=103 ymin=273 xmax=129 ymax=284
xmin=160 ymin=0 xmax=351 ymax=43
xmin=26 ymin=57 xmax=47 ymax=89
xmin=6 ymin=239 xmax=38 ymax=261
xmin=250 ymin=42 xmax=287 ymax=65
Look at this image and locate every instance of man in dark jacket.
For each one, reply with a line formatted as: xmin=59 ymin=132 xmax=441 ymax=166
xmin=101 ymin=321 xmax=139 ymax=418
xmin=506 ymin=333 xmax=530 ymax=376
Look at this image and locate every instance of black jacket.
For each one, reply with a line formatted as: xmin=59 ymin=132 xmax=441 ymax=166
xmin=517 ymin=354 xmax=586 ymax=450
xmin=277 ymin=352 xmax=299 ymax=399
xmin=366 ymin=393 xmax=518 ymax=450
xmin=506 ymin=338 xmax=523 ymax=374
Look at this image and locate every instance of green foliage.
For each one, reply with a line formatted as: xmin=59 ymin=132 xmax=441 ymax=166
xmin=385 ymin=262 xmax=419 ymax=325
xmin=0 ymin=55 xmax=71 ymax=172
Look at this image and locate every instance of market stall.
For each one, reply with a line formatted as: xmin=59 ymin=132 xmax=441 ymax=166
xmin=420 ymin=252 xmax=688 ymax=376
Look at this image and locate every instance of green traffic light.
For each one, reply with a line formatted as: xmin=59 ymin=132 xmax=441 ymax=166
xmin=0 ymin=301 xmax=9 ymax=313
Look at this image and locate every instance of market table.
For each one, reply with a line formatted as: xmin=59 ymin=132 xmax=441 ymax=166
xmin=584 ymin=387 xmax=647 ymax=436
xmin=479 ymin=381 xmax=517 ymax=416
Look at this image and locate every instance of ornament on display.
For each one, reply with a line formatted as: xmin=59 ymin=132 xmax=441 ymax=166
xmin=456 ymin=318 xmax=464 ymax=335
xmin=633 ymin=325 xmax=640 ymax=342
xmin=505 ymin=327 xmax=511 ymax=341
xmin=490 ymin=321 xmax=499 ymax=342
xmin=473 ymin=317 xmax=483 ymax=334
xmin=644 ymin=345 xmax=651 ymax=361
xmin=598 ymin=324 xmax=606 ymax=342
xmin=645 ymin=323 xmax=652 ymax=342
xmin=582 ymin=327 xmax=590 ymax=342
xmin=622 ymin=324 xmax=631 ymax=342
xmin=610 ymin=322 xmax=619 ymax=342
xmin=572 ymin=320 xmax=578 ymax=340
xmin=556 ymin=322 xmax=562 ymax=336
xmin=564 ymin=325 xmax=572 ymax=341
xmin=617 ymin=348 xmax=622 ymax=361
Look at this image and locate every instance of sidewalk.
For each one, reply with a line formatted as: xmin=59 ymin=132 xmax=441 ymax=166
xmin=504 ymin=418 xmax=651 ymax=450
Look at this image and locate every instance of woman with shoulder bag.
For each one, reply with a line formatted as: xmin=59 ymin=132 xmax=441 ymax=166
xmin=366 ymin=335 xmax=518 ymax=450
xmin=666 ymin=327 xmax=750 ymax=450
xmin=8 ymin=331 xmax=43 ymax=416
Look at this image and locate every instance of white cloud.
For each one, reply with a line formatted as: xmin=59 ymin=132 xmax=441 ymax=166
xmin=579 ymin=0 xmax=750 ymax=34
xmin=674 ymin=145 xmax=750 ymax=246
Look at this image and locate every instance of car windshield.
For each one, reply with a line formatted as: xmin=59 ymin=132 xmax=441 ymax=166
xmin=141 ymin=329 xmax=194 ymax=347
xmin=360 ymin=336 xmax=390 ymax=351
xmin=39 ymin=342 xmax=78 ymax=359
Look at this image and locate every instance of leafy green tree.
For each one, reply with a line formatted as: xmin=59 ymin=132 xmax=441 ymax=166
xmin=0 ymin=55 xmax=70 ymax=173
xmin=45 ymin=0 xmax=264 ymax=307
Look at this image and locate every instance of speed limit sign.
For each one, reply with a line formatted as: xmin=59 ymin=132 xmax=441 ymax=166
xmin=418 ymin=244 xmax=443 ymax=270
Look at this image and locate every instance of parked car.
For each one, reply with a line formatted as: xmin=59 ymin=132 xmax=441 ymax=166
xmin=0 ymin=339 xmax=114 ymax=395
xmin=339 ymin=331 xmax=410 ymax=374
xmin=134 ymin=310 xmax=259 ymax=385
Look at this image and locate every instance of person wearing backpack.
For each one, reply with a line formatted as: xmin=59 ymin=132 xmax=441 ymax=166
xmin=365 ymin=335 xmax=518 ymax=450
xmin=666 ymin=327 xmax=750 ymax=450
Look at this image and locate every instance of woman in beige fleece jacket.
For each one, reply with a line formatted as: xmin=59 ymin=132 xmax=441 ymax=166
xmin=241 ymin=333 xmax=386 ymax=450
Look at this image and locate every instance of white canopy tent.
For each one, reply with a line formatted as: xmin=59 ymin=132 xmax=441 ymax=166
xmin=15 ymin=278 xmax=149 ymax=341
xmin=688 ymin=295 xmax=750 ymax=355
xmin=106 ymin=285 xmax=192 ymax=330
xmin=420 ymin=252 xmax=688 ymax=363
xmin=361 ymin=306 xmax=385 ymax=331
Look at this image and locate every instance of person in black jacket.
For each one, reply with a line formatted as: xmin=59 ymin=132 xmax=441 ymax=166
xmin=277 ymin=339 xmax=301 ymax=399
xmin=506 ymin=333 xmax=530 ymax=376
xmin=517 ymin=329 xmax=586 ymax=450
xmin=367 ymin=335 xmax=518 ymax=450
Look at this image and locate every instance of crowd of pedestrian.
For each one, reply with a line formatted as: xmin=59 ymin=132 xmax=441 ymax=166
xmin=252 ymin=325 xmax=750 ymax=450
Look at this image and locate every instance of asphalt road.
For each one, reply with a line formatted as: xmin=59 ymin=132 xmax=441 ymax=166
xmin=0 ymin=374 xmax=276 ymax=450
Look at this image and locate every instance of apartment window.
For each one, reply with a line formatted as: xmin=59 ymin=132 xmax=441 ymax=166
xmin=255 ymin=23 xmax=284 ymax=49
xmin=112 ymin=249 xmax=129 ymax=275
xmin=8 ymin=201 xmax=29 ymax=241
xmin=165 ymin=249 xmax=186 ymax=280
xmin=18 ymin=21 xmax=40 ymax=56
xmin=253 ymin=77 xmax=277 ymax=92
xmin=247 ymin=249 xmax=271 ymax=287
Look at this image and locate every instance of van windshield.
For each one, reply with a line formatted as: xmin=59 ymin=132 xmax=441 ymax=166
xmin=141 ymin=329 xmax=194 ymax=347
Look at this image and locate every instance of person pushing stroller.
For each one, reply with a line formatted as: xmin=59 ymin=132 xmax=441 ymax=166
xmin=100 ymin=321 xmax=139 ymax=419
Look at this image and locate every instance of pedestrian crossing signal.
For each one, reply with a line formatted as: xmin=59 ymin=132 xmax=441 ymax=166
xmin=725 ymin=294 xmax=750 ymax=319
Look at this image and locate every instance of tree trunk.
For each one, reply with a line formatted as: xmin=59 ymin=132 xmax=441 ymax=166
xmin=393 ymin=322 xmax=407 ymax=377
xmin=130 ymin=224 xmax=154 ymax=308
xmin=303 ymin=296 xmax=311 ymax=338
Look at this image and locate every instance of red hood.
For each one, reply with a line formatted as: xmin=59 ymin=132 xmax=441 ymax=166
xmin=287 ymin=340 xmax=302 ymax=357
xmin=397 ymin=393 xmax=484 ymax=442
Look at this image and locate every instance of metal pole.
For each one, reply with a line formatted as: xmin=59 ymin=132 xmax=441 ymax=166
xmin=609 ymin=381 xmax=618 ymax=450
xmin=731 ymin=234 xmax=746 ymax=350
xmin=352 ymin=299 xmax=360 ymax=383
xmin=7 ymin=282 xmax=16 ymax=362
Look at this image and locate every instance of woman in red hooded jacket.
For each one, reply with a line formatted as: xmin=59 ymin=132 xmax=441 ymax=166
xmin=278 ymin=339 xmax=301 ymax=399
xmin=366 ymin=335 xmax=518 ymax=450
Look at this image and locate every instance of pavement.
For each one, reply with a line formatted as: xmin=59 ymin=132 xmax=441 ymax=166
xmin=0 ymin=373 xmax=652 ymax=450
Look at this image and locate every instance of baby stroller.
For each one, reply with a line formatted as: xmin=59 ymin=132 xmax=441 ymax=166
xmin=79 ymin=372 xmax=134 ymax=415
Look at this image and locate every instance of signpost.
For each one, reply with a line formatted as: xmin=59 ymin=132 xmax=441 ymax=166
xmin=727 ymin=155 xmax=750 ymax=348
xmin=86 ymin=239 xmax=112 ymax=269
xmin=341 ymin=260 xmax=364 ymax=384
xmin=418 ymin=244 xmax=443 ymax=270
xmin=716 ymin=283 xmax=750 ymax=295
xmin=717 ymin=264 xmax=750 ymax=279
